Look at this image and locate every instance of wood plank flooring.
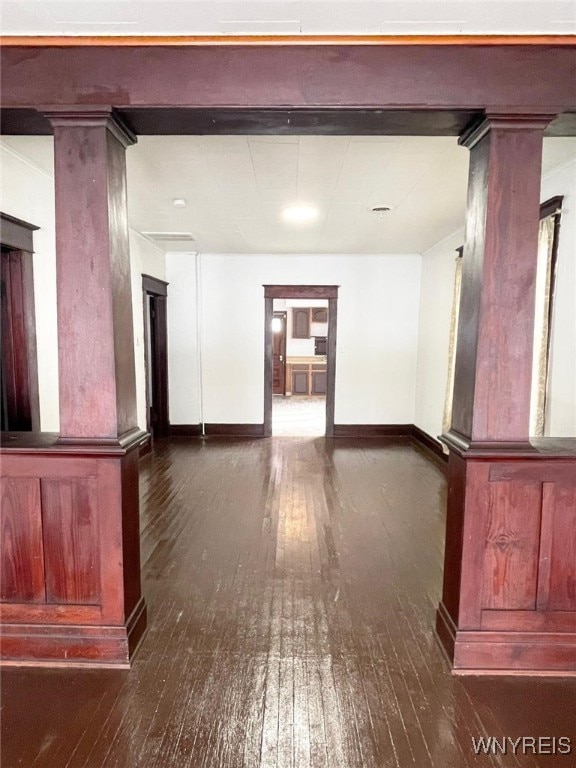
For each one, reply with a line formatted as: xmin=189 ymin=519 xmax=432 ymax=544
xmin=2 ymin=438 xmax=575 ymax=767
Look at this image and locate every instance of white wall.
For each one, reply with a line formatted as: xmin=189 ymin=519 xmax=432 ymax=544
xmin=167 ymin=253 xmax=422 ymax=426
xmin=0 ymin=141 xmax=165 ymax=433
xmin=0 ymin=142 xmax=59 ymax=431
xmin=543 ymin=159 xmax=576 ymax=437
xmin=414 ymin=229 xmax=464 ymax=440
xmin=415 ymin=158 xmax=576 ymax=441
xmin=129 ymin=230 xmax=166 ymax=430
xmin=165 ymin=252 xmax=202 ymax=426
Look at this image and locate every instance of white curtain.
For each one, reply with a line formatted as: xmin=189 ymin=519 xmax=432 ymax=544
xmin=442 ymin=255 xmax=463 ymax=439
xmin=530 ymin=215 xmax=556 ymax=437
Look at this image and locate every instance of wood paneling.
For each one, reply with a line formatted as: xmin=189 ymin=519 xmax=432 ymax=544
xmin=438 ymin=444 xmax=576 ymax=673
xmin=0 ymin=436 xmax=146 ymax=666
xmin=481 ymin=481 xmax=542 ymax=610
xmin=0 ymin=478 xmax=44 ymax=602
xmin=41 ymin=478 xmax=100 ymax=605
xmin=540 ymin=484 xmax=576 ymax=611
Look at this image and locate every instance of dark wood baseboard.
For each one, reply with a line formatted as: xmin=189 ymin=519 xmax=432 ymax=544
xmin=169 ymin=424 xmax=202 ymax=437
xmin=333 ymin=424 xmax=413 ymax=438
xmin=139 ymin=435 xmax=152 ymax=458
xmin=204 ymin=423 xmax=265 ymax=437
xmin=411 ymin=425 xmax=448 ymax=465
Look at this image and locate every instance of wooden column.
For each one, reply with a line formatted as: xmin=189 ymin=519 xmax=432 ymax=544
xmin=49 ymin=110 xmax=138 ymax=441
xmin=451 ymin=114 xmax=550 ymax=443
xmin=0 ymin=110 xmax=147 ymax=667
xmin=437 ymin=114 xmax=576 ymax=675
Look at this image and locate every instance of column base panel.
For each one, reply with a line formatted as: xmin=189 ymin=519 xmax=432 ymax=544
xmin=436 ymin=602 xmax=576 ymax=677
xmin=0 ymin=597 xmax=147 ymax=669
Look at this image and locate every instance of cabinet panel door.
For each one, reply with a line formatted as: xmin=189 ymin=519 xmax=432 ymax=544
xmin=292 ymin=308 xmax=310 ymax=339
xmin=312 ymin=308 xmax=328 ymax=323
xmin=292 ymin=370 xmax=309 ymax=395
xmin=311 ymin=370 xmax=327 ymax=395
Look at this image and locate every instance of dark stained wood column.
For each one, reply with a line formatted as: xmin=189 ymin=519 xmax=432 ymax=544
xmin=438 ymin=113 xmax=576 ymax=675
xmin=0 ymin=110 xmax=147 ymax=668
xmin=47 ymin=109 xmax=138 ymax=441
xmin=452 ymin=114 xmax=552 ymax=442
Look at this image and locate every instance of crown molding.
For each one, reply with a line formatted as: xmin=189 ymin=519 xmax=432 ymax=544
xmin=2 ymin=34 xmax=576 ymax=47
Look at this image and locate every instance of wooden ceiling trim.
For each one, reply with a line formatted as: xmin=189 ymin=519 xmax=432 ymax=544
xmin=2 ymin=34 xmax=576 ymax=47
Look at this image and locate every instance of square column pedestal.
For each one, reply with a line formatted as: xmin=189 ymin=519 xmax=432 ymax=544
xmin=436 ymin=113 xmax=576 ymax=675
xmin=437 ymin=435 xmax=576 ymax=675
xmin=1 ymin=433 xmax=147 ymax=667
xmin=1 ymin=109 xmax=147 ymax=667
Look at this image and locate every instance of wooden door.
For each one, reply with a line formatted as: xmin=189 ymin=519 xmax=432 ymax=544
xmin=0 ymin=248 xmax=39 ymax=431
xmin=142 ymin=275 xmax=169 ymax=438
xmin=272 ymin=312 xmax=286 ymax=395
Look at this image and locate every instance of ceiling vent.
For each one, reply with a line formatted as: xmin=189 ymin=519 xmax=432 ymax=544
xmin=142 ymin=232 xmax=196 ymax=243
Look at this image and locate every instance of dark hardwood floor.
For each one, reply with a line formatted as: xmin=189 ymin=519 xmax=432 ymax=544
xmin=2 ymin=438 xmax=575 ymax=767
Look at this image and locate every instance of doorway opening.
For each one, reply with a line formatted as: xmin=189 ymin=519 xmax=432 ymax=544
xmin=0 ymin=213 xmax=40 ymax=432
xmin=263 ymin=285 xmax=338 ymax=437
xmin=272 ymin=298 xmax=328 ymax=436
xmin=142 ymin=274 xmax=169 ymax=439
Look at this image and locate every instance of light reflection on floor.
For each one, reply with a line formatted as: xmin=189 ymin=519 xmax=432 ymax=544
xmin=272 ymin=395 xmax=326 ymax=436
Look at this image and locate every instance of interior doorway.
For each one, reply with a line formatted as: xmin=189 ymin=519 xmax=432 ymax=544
xmin=272 ymin=298 xmax=328 ymax=436
xmin=142 ymin=274 xmax=169 ymax=439
xmin=0 ymin=214 xmax=40 ymax=432
xmin=264 ymin=285 xmax=338 ymax=437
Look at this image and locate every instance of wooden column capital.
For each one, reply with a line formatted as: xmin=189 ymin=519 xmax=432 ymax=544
xmin=459 ymin=112 xmax=556 ymax=149
xmin=44 ymin=108 xmax=137 ymax=148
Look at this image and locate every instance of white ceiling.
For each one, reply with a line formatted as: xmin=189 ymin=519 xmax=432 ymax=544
xmin=2 ymin=134 xmax=576 ymax=254
xmin=1 ymin=1 xmax=575 ymax=36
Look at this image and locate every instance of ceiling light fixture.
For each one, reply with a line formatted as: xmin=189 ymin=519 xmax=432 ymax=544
xmin=282 ymin=205 xmax=319 ymax=223
xmin=173 ymin=198 xmax=187 ymax=208
xmin=370 ymin=204 xmax=395 ymax=221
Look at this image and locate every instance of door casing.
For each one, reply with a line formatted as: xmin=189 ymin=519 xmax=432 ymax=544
xmin=263 ymin=285 xmax=338 ymax=437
